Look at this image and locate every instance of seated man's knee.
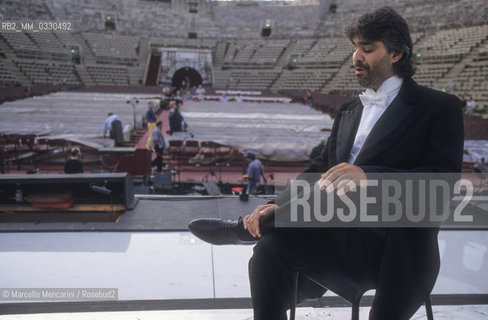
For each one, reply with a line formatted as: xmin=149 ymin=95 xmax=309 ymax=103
xmin=252 ymin=233 xmax=282 ymax=253
xmin=250 ymin=233 xmax=292 ymax=267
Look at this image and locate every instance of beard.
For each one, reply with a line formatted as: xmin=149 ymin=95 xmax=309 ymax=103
xmin=355 ymin=54 xmax=394 ymax=90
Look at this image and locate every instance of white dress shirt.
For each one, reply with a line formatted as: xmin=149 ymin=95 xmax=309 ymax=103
xmin=347 ymin=76 xmax=403 ymax=164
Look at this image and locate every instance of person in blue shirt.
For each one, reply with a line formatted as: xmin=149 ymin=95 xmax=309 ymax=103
xmin=151 ymin=121 xmax=166 ymax=172
xmin=169 ymin=103 xmax=186 ymax=134
xmin=145 ymin=101 xmax=157 ymax=150
xmin=243 ymin=152 xmax=264 ymax=194
xmin=102 ymin=112 xmax=121 ymax=138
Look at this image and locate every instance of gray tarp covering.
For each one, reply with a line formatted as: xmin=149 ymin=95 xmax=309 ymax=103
xmin=2 ymin=93 xmax=484 ymax=163
xmin=176 ymin=101 xmax=488 ymax=163
xmin=0 ymin=92 xmax=157 ymax=150
xmin=463 ymin=140 xmax=488 ymax=163
xmin=175 ymin=100 xmax=334 ymax=162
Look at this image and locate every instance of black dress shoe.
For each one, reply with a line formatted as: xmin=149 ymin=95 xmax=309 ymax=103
xmin=188 ymin=217 xmax=258 ymax=245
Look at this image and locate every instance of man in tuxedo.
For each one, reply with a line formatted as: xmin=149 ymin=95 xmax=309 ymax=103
xmin=189 ymin=6 xmax=464 ymax=319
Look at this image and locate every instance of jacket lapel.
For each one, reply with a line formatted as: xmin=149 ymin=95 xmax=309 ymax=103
xmin=354 ymin=78 xmax=417 ymax=164
xmin=335 ymin=100 xmax=363 ymax=163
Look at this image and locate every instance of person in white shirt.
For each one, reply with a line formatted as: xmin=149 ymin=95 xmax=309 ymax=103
xmin=466 ymin=96 xmax=476 ymax=115
xmin=195 ymin=84 xmax=206 ymax=101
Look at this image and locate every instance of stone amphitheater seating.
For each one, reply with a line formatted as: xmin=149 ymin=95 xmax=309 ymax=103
xmin=317 ymin=0 xmax=487 ymax=37
xmin=452 ymin=60 xmax=488 ymax=112
xmin=288 ymin=39 xmax=316 ymax=59
xmin=413 ymin=64 xmax=451 ymax=87
xmin=0 ymin=0 xmax=488 ymax=112
xmin=150 ymin=37 xmax=217 ymax=50
xmin=81 ymin=32 xmax=139 ymax=65
xmin=0 ymin=60 xmax=17 ymax=86
xmin=298 ymin=38 xmax=352 ymax=67
xmin=249 ymin=41 xmax=289 ymax=65
xmin=213 ymin=3 xmax=321 ymax=38
xmin=1 ymin=32 xmax=40 ymax=59
xmin=479 ymin=43 xmax=488 ymax=60
xmin=13 ymin=59 xmax=79 ymax=86
xmin=85 ymin=64 xmax=129 ymax=86
xmin=416 ymin=25 xmax=488 ymax=64
xmin=3 ymin=0 xmax=484 ymax=41
xmin=227 ymin=70 xmax=280 ymax=90
xmin=0 ymin=0 xmax=52 ymax=21
xmin=86 ymin=64 xmax=129 ymax=86
xmin=0 ymin=31 xmax=69 ymax=61
xmin=28 ymin=32 xmax=68 ymax=60
xmin=223 ymin=40 xmax=288 ymax=67
xmin=271 ymin=68 xmax=337 ymax=92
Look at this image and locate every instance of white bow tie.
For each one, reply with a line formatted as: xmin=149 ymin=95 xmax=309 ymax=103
xmin=359 ymin=89 xmax=387 ymax=109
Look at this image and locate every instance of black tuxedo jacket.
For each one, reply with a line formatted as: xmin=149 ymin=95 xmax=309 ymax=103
xmin=281 ymin=77 xmax=464 ymax=317
xmin=306 ymin=77 xmax=463 ymax=174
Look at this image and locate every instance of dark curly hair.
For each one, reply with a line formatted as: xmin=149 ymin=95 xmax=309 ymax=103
xmin=344 ymin=6 xmax=415 ymax=78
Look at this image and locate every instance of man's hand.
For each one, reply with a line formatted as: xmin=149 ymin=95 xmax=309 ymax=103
xmin=317 ymin=162 xmax=366 ymax=196
xmin=243 ymin=203 xmax=278 ymax=238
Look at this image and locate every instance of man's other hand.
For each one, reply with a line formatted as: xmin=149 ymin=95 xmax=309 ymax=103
xmin=317 ymin=162 xmax=366 ymax=196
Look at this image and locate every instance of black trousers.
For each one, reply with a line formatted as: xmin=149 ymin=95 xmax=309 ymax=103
xmin=248 ymin=212 xmax=421 ymax=320
xmin=151 ymin=146 xmax=164 ymax=172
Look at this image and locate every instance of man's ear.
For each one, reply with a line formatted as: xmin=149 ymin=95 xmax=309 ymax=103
xmin=390 ymin=51 xmax=404 ymax=63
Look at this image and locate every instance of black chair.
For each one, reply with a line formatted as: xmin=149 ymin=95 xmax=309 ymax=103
xmin=289 ymin=268 xmax=434 ymax=320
